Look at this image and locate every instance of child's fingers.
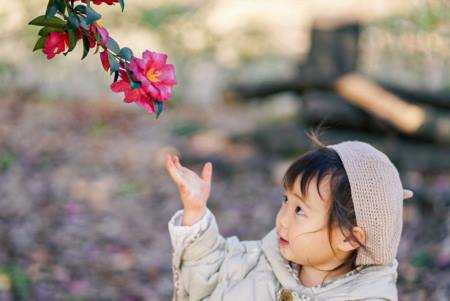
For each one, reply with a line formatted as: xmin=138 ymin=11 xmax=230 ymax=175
xmin=163 ymin=155 xmax=175 ymax=175
xmin=201 ymin=162 xmax=213 ymax=183
xmin=165 ymin=155 xmax=184 ymax=185
xmin=174 ymin=155 xmax=182 ymax=169
xmin=174 ymin=156 xmax=195 ymax=175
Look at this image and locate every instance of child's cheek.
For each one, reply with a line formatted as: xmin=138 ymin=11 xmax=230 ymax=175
xmin=288 ymin=229 xmax=307 ymax=252
xmin=289 ymin=236 xmax=309 ymax=264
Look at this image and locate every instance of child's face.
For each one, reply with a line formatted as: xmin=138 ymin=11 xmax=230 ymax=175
xmin=275 ymin=175 xmax=348 ymax=268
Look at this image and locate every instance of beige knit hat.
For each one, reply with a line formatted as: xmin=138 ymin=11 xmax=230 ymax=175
xmin=327 ymin=141 xmax=414 ymax=266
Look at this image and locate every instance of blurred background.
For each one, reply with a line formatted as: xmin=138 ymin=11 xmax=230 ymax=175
xmin=1 ymin=0 xmax=449 ymax=300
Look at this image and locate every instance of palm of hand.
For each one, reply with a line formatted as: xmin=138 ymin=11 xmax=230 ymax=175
xmin=176 ymin=165 xmax=210 ymax=210
xmin=164 ymin=154 xmax=212 ymax=211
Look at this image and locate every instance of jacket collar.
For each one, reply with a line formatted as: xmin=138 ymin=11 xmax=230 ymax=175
xmin=261 ymin=228 xmax=300 ymax=291
xmin=261 ymin=228 xmax=399 ymax=300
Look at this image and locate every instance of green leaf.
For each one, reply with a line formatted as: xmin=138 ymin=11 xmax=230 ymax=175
xmin=119 ymin=47 xmax=133 ymax=61
xmin=127 ymin=70 xmax=141 ymax=90
xmin=33 ymin=36 xmax=47 ymax=52
xmin=57 ymin=0 xmax=67 ymax=15
xmin=130 ymin=80 xmax=141 ymax=90
xmin=156 ymin=101 xmax=163 ymax=118
xmin=29 ymin=15 xmax=66 ymax=28
xmin=105 ymin=37 xmax=120 ymax=54
xmin=82 ymin=35 xmax=90 ymax=59
xmin=79 ymin=17 xmax=89 ymax=30
xmin=85 ymin=0 xmax=91 ymax=6
xmin=93 ymin=43 xmax=100 ymax=55
xmin=38 ymin=26 xmax=64 ymax=37
xmin=119 ymin=0 xmax=125 ymax=12
xmin=108 ymin=52 xmax=120 ymax=73
xmin=47 ymin=2 xmax=59 ymax=18
xmin=67 ymin=29 xmax=77 ymax=52
xmin=85 ymin=6 xmax=101 ymax=25
xmin=95 ymin=29 xmax=103 ymax=44
xmin=67 ymin=13 xmax=81 ymax=29
xmin=74 ymin=5 xmax=87 ymax=14
xmin=45 ymin=0 xmax=55 ymax=16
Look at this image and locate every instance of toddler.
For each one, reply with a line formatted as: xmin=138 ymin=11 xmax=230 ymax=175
xmin=164 ymin=135 xmax=413 ymax=301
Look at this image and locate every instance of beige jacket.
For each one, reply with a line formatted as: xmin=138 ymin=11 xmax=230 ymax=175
xmin=169 ymin=209 xmax=398 ymax=301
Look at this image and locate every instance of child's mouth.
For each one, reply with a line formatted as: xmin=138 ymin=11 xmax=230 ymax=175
xmin=277 ymin=234 xmax=289 ymax=246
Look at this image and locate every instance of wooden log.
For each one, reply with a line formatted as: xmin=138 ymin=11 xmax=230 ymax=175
xmin=335 ymin=73 xmax=426 ymax=133
xmin=334 ymin=73 xmax=450 ymax=145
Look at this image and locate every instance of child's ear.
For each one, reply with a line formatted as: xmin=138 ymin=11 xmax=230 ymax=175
xmin=338 ymin=226 xmax=366 ymax=252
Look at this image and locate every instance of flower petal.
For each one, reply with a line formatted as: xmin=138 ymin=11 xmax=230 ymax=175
xmin=158 ymin=64 xmax=176 ymax=85
xmin=156 ymin=85 xmax=172 ymax=101
xmin=149 ymin=51 xmax=167 ymax=69
xmin=135 ymin=98 xmax=156 ymax=114
xmin=110 ymin=80 xmax=130 ymax=93
xmin=100 ymin=50 xmax=110 ymax=71
xmin=96 ymin=25 xmax=109 ymax=46
xmin=43 ymin=32 xmax=68 ymax=60
xmin=141 ymin=81 xmax=160 ymax=100
xmin=137 ymin=51 xmax=152 ymax=71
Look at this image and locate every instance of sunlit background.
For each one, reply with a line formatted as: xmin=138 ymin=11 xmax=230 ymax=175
xmin=0 ymin=0 xmax=449 ymax=300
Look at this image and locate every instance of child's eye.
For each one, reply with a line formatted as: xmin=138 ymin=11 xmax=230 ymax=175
xmin=295 ymin=206 xmax=303 ymax=215
xmin=282 ymin=195 xmax=288 ymax=204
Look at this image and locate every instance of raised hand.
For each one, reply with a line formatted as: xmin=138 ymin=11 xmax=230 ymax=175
xmin=164 ymin=154 xmax=213 ymax=225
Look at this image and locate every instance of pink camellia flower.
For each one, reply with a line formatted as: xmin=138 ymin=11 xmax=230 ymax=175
xmin=128 ymin=51 xmax=176 ymax=102
xmin=111 ymin=70 xmax=167 ymax=115
xmin=43 ymin=31 xmax=69 ymax=60
xmin=76 ymin=0 xmax=118 ymax=5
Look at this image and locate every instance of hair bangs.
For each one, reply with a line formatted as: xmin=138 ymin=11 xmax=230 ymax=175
xmin=282 ymin=148 xmax=342 ymax=202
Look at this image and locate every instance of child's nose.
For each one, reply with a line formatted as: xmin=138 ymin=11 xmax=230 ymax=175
xmin=278 ymin=210 xmax=290 ymax=229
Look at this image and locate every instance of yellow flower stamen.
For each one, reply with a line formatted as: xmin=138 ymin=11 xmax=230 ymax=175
xmin=146 ymin=68 xmax=161 ymax=83
xmin=96 ymin=20 xmax=104 ymax=28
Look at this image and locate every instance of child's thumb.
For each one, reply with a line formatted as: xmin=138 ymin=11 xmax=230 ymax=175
xmin=201 ymin=162 xmax=213 ymax=183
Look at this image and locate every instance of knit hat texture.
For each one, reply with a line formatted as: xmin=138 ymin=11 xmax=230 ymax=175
xmin=327 ymin=141 xmax=413 ymax=266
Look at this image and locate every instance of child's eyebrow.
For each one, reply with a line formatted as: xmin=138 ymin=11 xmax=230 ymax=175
xmin=293 ymin=192 xmax=312 ymax=210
